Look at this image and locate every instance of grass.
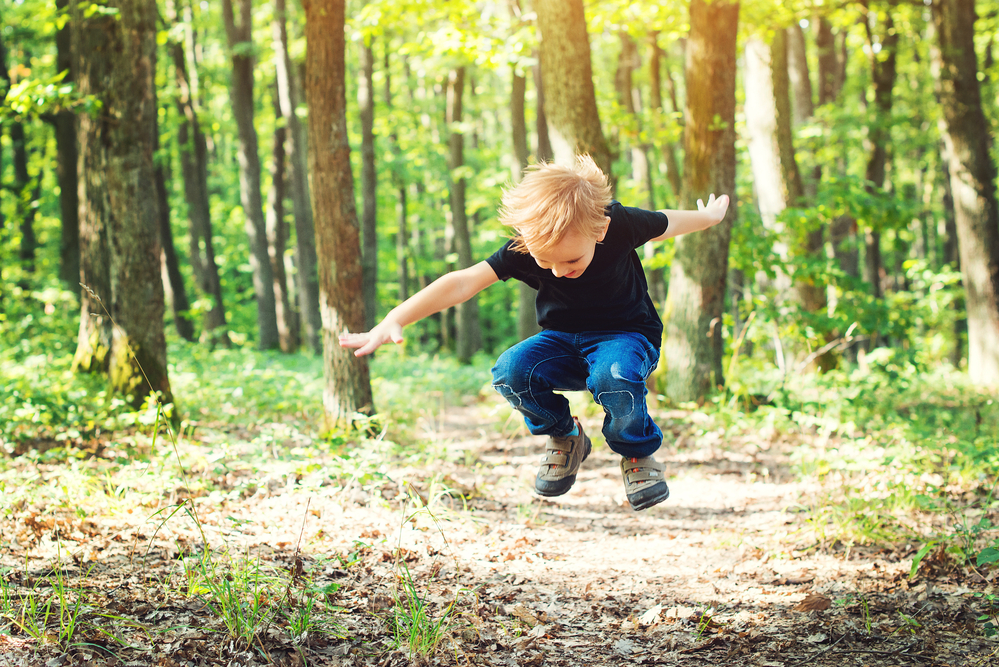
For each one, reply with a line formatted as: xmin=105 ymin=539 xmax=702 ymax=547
xmin=4 ymin=300 xmax=999 ymax=651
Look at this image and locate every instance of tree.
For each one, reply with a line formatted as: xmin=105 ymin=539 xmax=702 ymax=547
xmin=266 ymin=89 xmax=298 ymax=352
xmin=446 ymin=66 xmax=481 ymax=363
xmin=304 ymin=0 xmax=374 ymax=425
xmin=744 ymin=28 xmax=828 ymax=335
xmin=534 ymin=0 xmax=611 ymax=172
xmin=71 ymin=0 xmax=173 ymax=407
xmin=273 ymin=0 xmax=321 ymax=353
xmin=167 ymin=0 xmax=228 ymax=344
xmin=932 ymin=0 xmax=999 ymax=384
xmin=222 ymin=0 xmax=279 ymax=350
xmin=53 ymin=0 xmax=80 ymax=296
xmin=661 ymin=0 xmax=739 ymax=401
xmin=862 ymin=0 xmax=900 ymax=303
xmin=359 ymin=30 xmax=378 ymax=332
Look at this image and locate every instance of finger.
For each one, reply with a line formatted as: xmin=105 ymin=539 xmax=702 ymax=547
xmin=697 ymin=198 xmax=705 ymax=210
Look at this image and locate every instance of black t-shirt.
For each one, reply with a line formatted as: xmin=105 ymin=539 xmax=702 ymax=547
xmin=485 ymin=202 xmax=669 ymax=347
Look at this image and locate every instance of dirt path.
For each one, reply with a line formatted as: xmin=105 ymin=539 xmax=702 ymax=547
xmin=1 ymin=399 xmax=996 ymax=666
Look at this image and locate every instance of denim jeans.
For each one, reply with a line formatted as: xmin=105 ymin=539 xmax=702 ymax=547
xmin=491 ymin=330 xmax=662 ymax=458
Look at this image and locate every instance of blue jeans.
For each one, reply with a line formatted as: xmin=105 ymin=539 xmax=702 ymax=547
xmin=491 ymin=330 xmax=662 ymax=458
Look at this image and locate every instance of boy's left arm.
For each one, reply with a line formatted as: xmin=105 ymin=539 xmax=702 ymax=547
xmin=650 ymin=193 xmax=730 ymax=241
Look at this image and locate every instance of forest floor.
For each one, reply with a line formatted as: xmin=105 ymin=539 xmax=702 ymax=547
xmin=2 ymin=390 xmax=998 ymax=667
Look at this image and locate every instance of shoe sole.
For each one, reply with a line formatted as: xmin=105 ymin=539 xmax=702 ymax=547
xmin=535 ymin=436 xmax=591 ymax=497
xmin=628 ymin=481 xmax=670 ymax=511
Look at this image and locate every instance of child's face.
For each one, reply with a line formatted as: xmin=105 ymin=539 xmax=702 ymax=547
xmin=526 ymin=218 xmax=609 ymax=279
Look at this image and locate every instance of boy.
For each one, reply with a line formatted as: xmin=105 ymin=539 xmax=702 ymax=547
xmin=339 ymin=156 xmax=729 ymax=511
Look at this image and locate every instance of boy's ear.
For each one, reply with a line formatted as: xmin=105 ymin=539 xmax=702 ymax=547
xmin=596 ymin=216 xmax=610 ymax=242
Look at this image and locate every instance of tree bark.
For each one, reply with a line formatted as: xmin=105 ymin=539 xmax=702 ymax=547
xmin=273 ymin=0 xmax=321 ymax=353
xmin=266 ymin=89 xmax=298 ymax=352
xmin=662 ymin=0 xmax=739 ymax=401
xmin=787 ymin=22 xmax=814 ymax=124
xmin=446 ymin=67 xmax=481 ymax=363
xmin=72 ymin=3 xmax=114 ymax=375
xmin=359 ymin=36 xmax=378 ymax=332
xmin=511 ymin=66 xmax=542 ymax=341
xmin=863 ymin=1 xmax=899 ymax=302
xmin=382 ymin=44 xmax=409 ymax=304
xmin=222 ymin=0 xmax=279 ymax=350
xmin=155 ymin=152 xmax=195 ymax=342
xmin=815 ymin=15 xmax=841 ymax=105
xmin=72 ymin=0 xmax=173 ymax=407
xmin=10 ymin=121 xmax=38 ymax=277
xmin=167 ymin=0 xmax=228 ymax=344
xmin=534 ymin=0 xmax=611 ymax=172
xmin=932 ymin=0 xmax=999 ymax=384
xmin=54 ymin=0 xmax=80 ymax=296
xmin=304 ymin=0 xmax=374 ymax=425
xmin=532 ymin=60 xmax=554 ymax=162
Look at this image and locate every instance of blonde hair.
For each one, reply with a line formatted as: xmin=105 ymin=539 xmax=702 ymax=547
xmin=499 ymin=155 xmax=613 ymax=254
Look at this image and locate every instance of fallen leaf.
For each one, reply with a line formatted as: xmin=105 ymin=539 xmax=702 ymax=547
xmin=794 ymin=593 xmax=831 ymax=611
xmin=640 ymin=603 xmax=663 ymax=625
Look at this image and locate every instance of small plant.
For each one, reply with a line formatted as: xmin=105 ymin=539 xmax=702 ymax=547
xmin=390 ymin=563 xmax=457 ymax=659
xmin=974 ymin=591 xmax=999 ymax=638
xmin=859 ymin=595 xmax=872 ymax=635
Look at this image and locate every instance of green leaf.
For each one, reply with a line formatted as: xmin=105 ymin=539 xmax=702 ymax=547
xmin=910 ymin=541 xmax=936 ymax=579
xmin=977 ymin=547 xmax=999 ymax=567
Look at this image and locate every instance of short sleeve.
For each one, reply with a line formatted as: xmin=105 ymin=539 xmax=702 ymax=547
xmin=607 ymin=202 xmax=669 ymax=248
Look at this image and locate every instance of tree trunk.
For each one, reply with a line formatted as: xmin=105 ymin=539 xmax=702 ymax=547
xmin=815 ymin=15 xmax=841 ymax=105
xmin=11 ymin=121 xmax=38 ymax=277
xmin=359 ymin=36 xmax=378 ymax=331
xmin=168 ymin=0 xmax=228 ymax=344
xmin=266 ymin=90 xmax=298 ymax=352
xmin=534 ymin=0 xmax=611 ymax=172
xmin=72 ymin=0 xmax=172 ymax=407
xmin=511 ymin=66 xmax=542 ymax=341
xmin=222 ymin=0 xmax=279 ymax=350
xmin=447 ymin=67 xmax=481 ymax=363
xmin=304 ymin=0 xmax=374 ymax=425
xmin=532 ymin=59 xmax=554 ymax=162
xmin=155 ymin=155 xmax=195 ymax=342
xmin=650 ymin=39 xmax=683 ymax=200
xmin=662 ymin=0 xmax=739 ymax=402
xmin=273 ymin=0 xmax=321 ymax=353
xmin=932 ymin=0 xmax=999 ymax=384
xmin=863 ymin=2 xmax=899 ymax=302
xmin=383 ymin=44 xmax=409 ymax=304
xmin=55 ymin=0 xmax=80 ymax=295
xmin=72 ymin=3 xmax=114 ymax=375
xmin=787 ymin=22 xmax=814 ymax=124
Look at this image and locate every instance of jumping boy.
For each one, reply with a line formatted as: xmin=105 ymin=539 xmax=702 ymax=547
xmin=339 ymin=155 xmax=729 ymax=511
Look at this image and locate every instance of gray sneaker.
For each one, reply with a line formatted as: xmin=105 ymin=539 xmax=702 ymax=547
xmin=620 ymin=455 xmax=670 ymax=510
xmin=535 ymin=418 xmax=591 ymax=497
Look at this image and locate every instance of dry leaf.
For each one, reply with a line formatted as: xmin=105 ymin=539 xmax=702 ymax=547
xmin=794 ymin=593 xmax=832 ymax=611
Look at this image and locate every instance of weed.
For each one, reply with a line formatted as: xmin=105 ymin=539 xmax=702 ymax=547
xmin=390 ymin=563 xmax=458 ymax=659
xmin=194 ymin=550 xmax=282 ymax=650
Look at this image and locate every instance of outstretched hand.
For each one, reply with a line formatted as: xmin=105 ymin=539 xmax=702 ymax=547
xmin=697 ymin=193 xmax=730 ymax=227
xmin=338 ymin=320 xmax=404 ymax=357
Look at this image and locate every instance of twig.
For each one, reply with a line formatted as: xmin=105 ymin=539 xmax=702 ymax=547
xmin=792 ymin=322 xmax=860 ymax=374
xmin=787 ymin=633 xmax=846 ymax=667
xmin=829 ymin=648 xmax=935 ymax=662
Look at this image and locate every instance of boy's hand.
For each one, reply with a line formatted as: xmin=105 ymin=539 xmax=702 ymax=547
xmin=338 ymin=319 xmax=404 ymax=356
xmin=697 ymin=193 xmax=730 ymax=227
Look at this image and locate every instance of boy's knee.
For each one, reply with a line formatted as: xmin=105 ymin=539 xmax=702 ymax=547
xmin=595 ymin=389 xmax=636 ymax=418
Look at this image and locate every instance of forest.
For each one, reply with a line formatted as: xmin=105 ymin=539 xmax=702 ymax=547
xmin=1 ymin=0 xmax=999 ymax=665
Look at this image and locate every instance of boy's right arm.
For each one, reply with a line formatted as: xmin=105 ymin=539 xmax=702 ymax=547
xmin=338 ymin=260 xmax=500 ymax=356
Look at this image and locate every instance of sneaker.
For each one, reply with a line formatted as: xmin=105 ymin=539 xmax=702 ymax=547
xmin=535 ymin=418 xmax=591 ymax=497
xmin=620 ymin=455 xmax=670 ymax=510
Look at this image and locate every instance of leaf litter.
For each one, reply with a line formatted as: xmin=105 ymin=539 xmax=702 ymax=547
xmin=1 ymin=398 xmax=997 ymax=667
